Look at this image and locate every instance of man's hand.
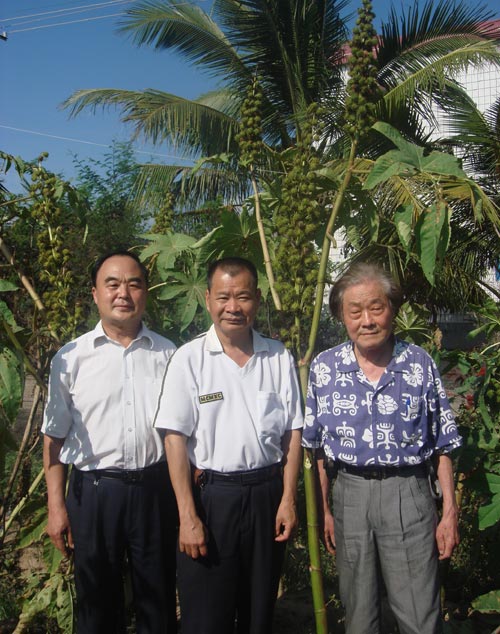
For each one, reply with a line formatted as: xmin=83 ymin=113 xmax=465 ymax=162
xmin=275 ymin=499 xmax=297 ymax=542
xmin=435 ymin=454 xmax=460 ymax=560
xmin=47 ymin=502 xmax=74 ymax=557
xmin=179 ymin=516 xmax=209 ymax=559
xmin=322 ymin=509 xmax=336 ymax=554
xmin=436 ymin=508 xmax=459 ymax=560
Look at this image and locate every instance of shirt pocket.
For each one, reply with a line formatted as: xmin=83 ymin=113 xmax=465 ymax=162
xmin=256 ymin=391 xmax=286 ymax=439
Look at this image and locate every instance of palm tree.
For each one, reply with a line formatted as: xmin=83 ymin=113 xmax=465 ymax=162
xmin=63 ymin=0 xmax=500 ymax=207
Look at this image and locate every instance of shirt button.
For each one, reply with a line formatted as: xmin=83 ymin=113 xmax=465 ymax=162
xmin=126 ymin=401 xmax=131 ymax=405
xmin=128 ymin=428 xmax=133 ymax=432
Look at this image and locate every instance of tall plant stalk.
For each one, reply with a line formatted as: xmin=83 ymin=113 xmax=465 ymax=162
xmin=300 ymin=1 xmax=382 ymax=629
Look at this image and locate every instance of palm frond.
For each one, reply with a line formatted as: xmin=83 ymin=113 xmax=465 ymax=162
xmin=62 ymin=88 xmax=239 ymax=156
xmin=119 ymin=0 xmax=247 ymax=82
xmin=130 ymin=161 xmax=251 ymax=212
xmin=381 ymin=40 xmax=500 ymax=120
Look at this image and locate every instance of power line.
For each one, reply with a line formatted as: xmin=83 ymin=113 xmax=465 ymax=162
xmin=1 ymin=0 xmax=132 ymax=23
xmin=8 ymin=12 xmax=126 ymax=33
xmin=0 ymin=124 xmax=194 ymax=162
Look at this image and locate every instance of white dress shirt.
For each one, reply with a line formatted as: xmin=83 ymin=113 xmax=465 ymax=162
xmin=154 ymin=325 xmax=303 ymax=472
xmin=42 ymin=321 xmax=176 ymax=470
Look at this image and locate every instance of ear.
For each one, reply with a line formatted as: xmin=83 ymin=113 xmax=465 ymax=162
xmin=205 ymin=288 xmax=210 ymax=311
xmin=92 ymin=287 xmax=98 ymax=306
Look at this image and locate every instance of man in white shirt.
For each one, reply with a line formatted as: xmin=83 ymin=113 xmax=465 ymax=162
xmin=42 ymin=251 xmax=178 ymax=634
xmin=155 ymin=257 xmax=303 ymax=634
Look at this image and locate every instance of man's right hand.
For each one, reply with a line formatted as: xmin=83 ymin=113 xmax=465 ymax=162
xmin=47 ymin=503 xmax=74 ymax=557
xmin=178 ymin=516 xmax=208 ymax=559
xmin=323 ymin=509 xmax=336 ymax=554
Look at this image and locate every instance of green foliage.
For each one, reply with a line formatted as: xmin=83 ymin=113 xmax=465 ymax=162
xmin=471 ymin=589 xmax=500 ymax=613
xmin=72 ymin=140 xmax=148 ymax=256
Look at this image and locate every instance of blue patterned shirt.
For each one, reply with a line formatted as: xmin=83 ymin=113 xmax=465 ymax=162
xmin=302 ymin=339 xmax=462 ymax=466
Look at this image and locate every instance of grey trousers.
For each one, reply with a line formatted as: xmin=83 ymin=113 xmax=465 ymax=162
xmin=332 ymin=470 xmax=441 ymax=634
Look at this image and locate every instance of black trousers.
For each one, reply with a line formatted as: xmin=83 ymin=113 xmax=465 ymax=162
xmin=177 ymin=475 xmax=286 ymax=634
xmin=67 ymin=464 xmax=178 ymax=634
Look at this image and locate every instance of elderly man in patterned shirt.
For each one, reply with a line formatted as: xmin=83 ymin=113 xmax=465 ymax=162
xmin=303 ymin=262 xmax=462 ymax=634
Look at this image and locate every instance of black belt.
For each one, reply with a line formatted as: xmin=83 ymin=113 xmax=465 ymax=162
xmin=338 ymin=462 xmax=426 ymax=480
xmin=196 ymin=463 xmax=282 ymax=487
xmin=82 ymin=461 xmax=168 ymax=484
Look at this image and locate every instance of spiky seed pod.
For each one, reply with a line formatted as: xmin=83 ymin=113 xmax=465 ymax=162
xmin=344 ymin=0 xmax=383 ymax=140
xmin=30 ymin=156 xmax=82 ymax=338
xmin=152 ymin=191 xmax=175 ymax=234
xmin=235 ymin=76 xmax=265 ymax=167
xmin=273 ymin=103 xmax=325 ymax=355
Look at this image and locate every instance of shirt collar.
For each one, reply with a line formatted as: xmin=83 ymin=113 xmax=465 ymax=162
xmin=205 ymin=323 xmax=269 ymax=353
xmin=336 ymin=338 xmax=409 ymax=373
xmin=92 ymin=320 xmax=154 ymax=349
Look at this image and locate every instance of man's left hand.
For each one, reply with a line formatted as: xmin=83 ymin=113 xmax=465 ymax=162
xmin=275 ymin=499 xmax=297 ymax=542
xmin=436 ymin=508 xmax=459 ymax=560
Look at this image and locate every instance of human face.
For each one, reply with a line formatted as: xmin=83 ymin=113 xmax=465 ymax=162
xmin=341 ymin=280 xmax=394 ymax=357
xmin=205 ymin=268 xmax=261 ymax=343
xmin=92 ymin=255 xmax=147 ymax=334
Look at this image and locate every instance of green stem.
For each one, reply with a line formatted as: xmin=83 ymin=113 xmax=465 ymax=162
xmin=3 ymin=467 xmax=45 ymax=537
xmin=250 ymin=170 xmax=282 ymax=310
xmin=302 ymin=140 xmax=358 ymax=634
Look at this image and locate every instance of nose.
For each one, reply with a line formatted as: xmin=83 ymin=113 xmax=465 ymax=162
xmin=360 ymin=309 xmax=374 ymax=326
xmin=225 ymin=297 xmax=240 ymax=313
xmin=117 ymin=283 xmax=131 ymax=298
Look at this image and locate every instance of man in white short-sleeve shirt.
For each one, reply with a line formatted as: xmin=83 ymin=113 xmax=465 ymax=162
xmin=42 ymin=251 xmax=178 ymax=634
xmin=155 ymin=257 xmax=303 ymax=634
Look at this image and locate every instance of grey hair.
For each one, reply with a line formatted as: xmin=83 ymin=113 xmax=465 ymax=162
xmin=329 ymin=262 xmax=403 ymax=320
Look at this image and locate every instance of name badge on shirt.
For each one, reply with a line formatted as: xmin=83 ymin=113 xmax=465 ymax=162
xmin=199 ymin=392 xmax=224 ymax=404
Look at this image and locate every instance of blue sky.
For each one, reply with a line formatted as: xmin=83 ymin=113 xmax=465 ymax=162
xmin=1 ymin=0 xmax=499 ymax=193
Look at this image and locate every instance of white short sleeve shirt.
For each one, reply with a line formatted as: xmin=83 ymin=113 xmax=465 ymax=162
xmin=42 ymin=321 xmax=176 ymax=470
xmin=154 ymin=325 xmax=304 ymax=471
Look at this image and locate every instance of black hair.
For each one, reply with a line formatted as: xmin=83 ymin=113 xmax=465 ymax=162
xmin=207 ymin=257 xmax=258 ymax=291
xmin=91 ymin=250 xmax=149 ymax=287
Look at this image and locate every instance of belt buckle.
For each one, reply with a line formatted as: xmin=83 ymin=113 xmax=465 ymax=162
xmin=241 ymin=471 xmax=258 ymax=485
xmin=124 ymin=470 xmax=143 ymax=484
xmin=363 ymin=468 xmax=385 ymax=480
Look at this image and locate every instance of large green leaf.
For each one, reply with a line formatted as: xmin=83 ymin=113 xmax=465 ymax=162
xmin=363 ymin=152 xmax=417 ymax=189
xmin=192 ymin=208 xmax=262 ymax=264
xmin=0 ymin=299 xmax=22 ymax=333
xmin=0 ymin=280 xmax=18 ymax=292
xmin=0 ymin=344 xmax=24 ymax=423
xmin=394 ymin=204 xmax=414 ymax=253
xmin=18 ymin=504 xmax=49 ymax=549
xmin=156 ymin=267 xmax=207 ymax=333
xmin=478 ymin=471 xmax=500 ymax=530
xmin=415 ymin=201 xmax=449 ymax=285
xmin=141 ymin=232 xmax=197 ymax=273
xmin=366 ymin=123 xmax=466 ymax=189
xmin=471 ymin=589 xmax=500 ymax=613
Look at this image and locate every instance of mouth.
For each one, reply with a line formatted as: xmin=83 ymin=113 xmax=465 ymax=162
xmin=113 ymin=304 xmax=133 ymax=311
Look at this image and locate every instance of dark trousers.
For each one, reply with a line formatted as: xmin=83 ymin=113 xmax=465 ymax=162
xmin=67 ymin=464 xmax=178 ymax=634
xmin=177 ymin=475 xmax=285 ymax=634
